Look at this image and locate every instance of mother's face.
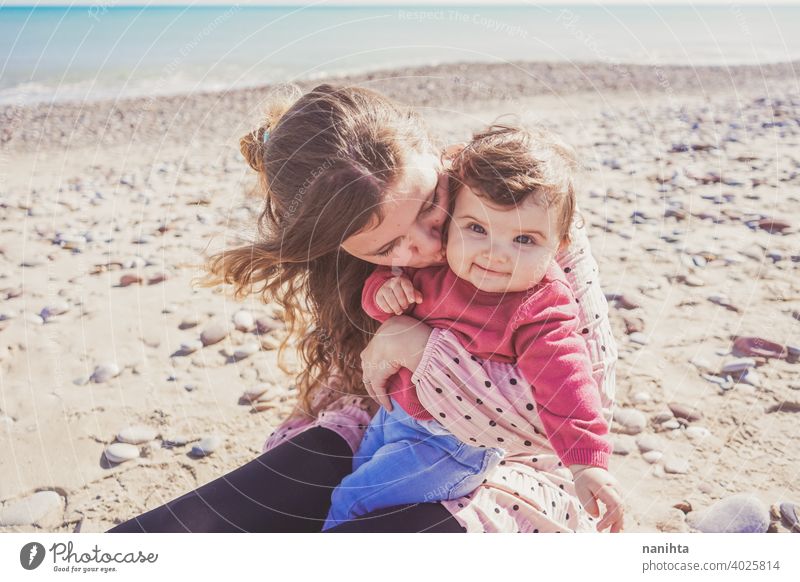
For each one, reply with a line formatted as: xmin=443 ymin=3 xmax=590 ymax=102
xmin=340 ymin=149 xmax=450 ymax=268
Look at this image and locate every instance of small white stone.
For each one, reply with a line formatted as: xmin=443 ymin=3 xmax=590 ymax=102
xmin=191 ymin=435 xmax=222 ymax=457
xmin=631 ymin=391 xmax=652 ymax=404
xmin=116 ymin=425 xmax=158 ymax=445
xmin=660 ymin=419 xmax=681 ymax=430
xmin=233 ymin=310 xmax=256 ymax=332
xmin=664 ymin=456 xmax=690 ymax=474
xmin=104 ymin=442 xmax=140 ymax=463
xmin=636 ymin=434 xmax=665 ymax=453
xmin=722 ymin=358 xmax=756 ymax=374
xmin=200 ymin=321 xmax=229 ymax=346
xmin=25 ymin=312 xmax=45 ymax=326
xmin=233 ymin=343 xmax=260 ymax=359
xmin=689 ymin=355 xmax=712 ymax=372
xmin=40 ymin=299 xmax=70 ymax=321
xmin=612 ymin=407 xmax=647 ymax=434
xmin=91 ymin=362 xmax=120 ymax=383
xmin=179 ymin=340 xmax=203 ymax=354
xmin=642 ymin=451 xmax=663 ymax=464
xmin=686 ymin=426 xmax=711 ymax=440
xmin=0 ymin=491 xmax=63 ymax=526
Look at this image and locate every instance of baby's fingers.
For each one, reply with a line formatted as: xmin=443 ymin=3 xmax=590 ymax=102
xmin=398 ymin=278 xmax=419 ymax=305
xmin=378 ymin=289 xmax=403 ymax=315
xmin=595 ymin=485 xmax=624 ymax=532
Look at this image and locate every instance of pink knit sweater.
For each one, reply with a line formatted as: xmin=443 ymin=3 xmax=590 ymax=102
xmin=362 ymin=261 xmax=611 ymax=469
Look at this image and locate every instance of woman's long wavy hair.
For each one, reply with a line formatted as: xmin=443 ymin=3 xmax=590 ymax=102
xmin=199 ymin=84 xmax=434 ymax=418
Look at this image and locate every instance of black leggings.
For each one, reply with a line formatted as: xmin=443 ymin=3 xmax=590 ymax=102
xmin=107 ymin=427 xmax=464 ymax=533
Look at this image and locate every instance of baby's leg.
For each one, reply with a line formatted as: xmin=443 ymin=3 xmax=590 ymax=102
xmin=324 ymin=435 xmax=495 ymax=529
xmin=352 ymin=406 xmax=388 ymax=472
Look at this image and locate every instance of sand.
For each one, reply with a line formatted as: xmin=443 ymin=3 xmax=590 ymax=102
xmin=1 ymin=60 xmax=798 ymax=533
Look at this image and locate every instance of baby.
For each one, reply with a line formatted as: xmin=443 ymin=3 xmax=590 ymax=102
xmin=323 ymin=123 xmax=621 ymax=531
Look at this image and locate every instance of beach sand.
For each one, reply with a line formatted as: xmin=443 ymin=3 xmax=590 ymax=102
xmin=1 ymin=61 xmax=798 ymax=533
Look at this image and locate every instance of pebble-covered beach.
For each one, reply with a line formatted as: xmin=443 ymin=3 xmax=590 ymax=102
xmin=1 ymin=60 xmax=798 ymax=533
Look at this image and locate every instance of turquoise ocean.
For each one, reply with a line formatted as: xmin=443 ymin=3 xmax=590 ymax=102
xmin=1 ymin=4 xmax=799 ymax=105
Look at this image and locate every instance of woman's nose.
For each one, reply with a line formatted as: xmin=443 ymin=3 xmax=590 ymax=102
xmin=409 ymin=222 xmax=442 ymax=257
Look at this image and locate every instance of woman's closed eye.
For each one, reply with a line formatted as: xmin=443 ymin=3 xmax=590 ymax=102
xmin=421 ymin=188 xmax=440 ymax=215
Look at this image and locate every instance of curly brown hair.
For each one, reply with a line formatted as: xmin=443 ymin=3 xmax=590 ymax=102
xmin=447 ymin=122 xmax=580 ymax=249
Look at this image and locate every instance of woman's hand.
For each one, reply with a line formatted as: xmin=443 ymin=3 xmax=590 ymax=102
xmin=360 ymin=315 xmax=433 ymax=411
xmin=569 ymin=464 xmax=625 ymax=533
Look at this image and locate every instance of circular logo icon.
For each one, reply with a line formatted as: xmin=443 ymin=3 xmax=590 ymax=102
xmin=20 ymin=542 xmax=46 ymax=570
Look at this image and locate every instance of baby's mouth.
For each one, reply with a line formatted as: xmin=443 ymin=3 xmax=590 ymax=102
xmin=473 ymin=263 xmax=508 ymax=277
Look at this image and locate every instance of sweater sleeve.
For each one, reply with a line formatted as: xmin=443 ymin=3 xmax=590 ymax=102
xmin=361 ymin=266 xmax=406 ymax=323
xmin=513 ymin=281 xmax=611 ymax=469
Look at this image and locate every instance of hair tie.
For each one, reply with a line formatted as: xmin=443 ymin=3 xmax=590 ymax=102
xmin=262 ymin=128 xmax=270 ymax=144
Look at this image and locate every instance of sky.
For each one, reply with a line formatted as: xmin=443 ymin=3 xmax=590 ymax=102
xmin=1 ymin=1 xmax=796 ymax=7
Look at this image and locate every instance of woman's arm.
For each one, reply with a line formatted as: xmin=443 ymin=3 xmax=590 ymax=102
xmin=359 ymin=315 xmax=433 ymax=411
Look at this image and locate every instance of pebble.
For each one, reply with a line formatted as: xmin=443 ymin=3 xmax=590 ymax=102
xmin=681 ymin=275 xmax=705 ymax=287
xmin=689 ymin=355 xmax=713 ymax=372
xmin=259 ymin=335 xmax=281 ymax=350
xmin=256 ymin=316 xmax=277 ymax=334
xmin=642 ymin=451 xmax=663 ymax=464
xmin=687 ymin=494 xmax=770 ymax=533
xmin=147 ymin=272 xmax=169 ymax=285
xmin=732 ymin=336 xmax=786 ymax=359
xmin=628 ymin=332 xmax=648 ymax=345
xmin=116 ymin=425 xmax=158 ymax=444
xmin=119 ymin=274 xmax=143 ymax=287
xmin=191 ymin=435 xmax=222 ymax=457
xmin=611 ymin=437 xmax=632 ymax=456
xmin=757 ymin=218 xmax=791 ymax=234
xmin=26 ymin=312 xmax=45 ymax=326
xmin=233 ymin=310 xmax=256 ymax=332
xmin=179 ymin=340 xmax=203 ymax=354
xmin=702 ymin=374 xmax=733 ymax=390
xmin=668 ymin=402 xmax=703 ymax=422
xmin=685 ymin=426 xmax=711 ymax=440
xmin=721 ymin=358 xmax=756 ymax=373
xmin=636 ymin=434 xmax=665 ymax=453
xmin=736 ymin=368 xmax=762 ymax=388
xmin=631 ymin=391 xmax=652 ymax=404
xmin=659 ymin=419 xmax=681 ymax=431
xmin=242 ymin=383 xmax=274 ymax=403
xmin=104 ymin=442 xmax=140 ymax=464
xmin=612 ymin=408 xmax=647 ymax=434
xmin=40 ymin=300 xmax=70 ymax=321
xmin=91 ymin=362 xmax=120 ymax=383
xmin=623 ymin=315 xmax=645 ymax=334
xmin=0 ymin=491 xmax=63 ymax=526
xmin=233 ymin=343 xmax=260 ymax=359
xmin=200 ymin=321 xmax=229 ymax=346
xmin=163 ymin=435 xmax=190 ymax=447
xmin=779 ymin=502 xmax=800 ymax=532
xmin=663 ymin=456 xmax=690 ymax=474
xmin=179 ymin=316 xmax=200 ymax=330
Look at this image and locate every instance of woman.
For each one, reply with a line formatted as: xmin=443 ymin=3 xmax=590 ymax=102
xmin=108 ymin=84 xmax=619 ymax=533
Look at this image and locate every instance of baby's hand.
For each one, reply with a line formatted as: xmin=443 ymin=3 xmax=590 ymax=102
xmin=569 ymin=464 xmax=624 ymax=533
xmin=376 ymin=276 xmax=423 ymax=316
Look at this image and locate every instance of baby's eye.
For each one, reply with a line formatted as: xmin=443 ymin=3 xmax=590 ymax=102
xmin=467 ymin=223 xmax=486 ymax=235
xmin=515 ymin=235 xmax=535 ymax=245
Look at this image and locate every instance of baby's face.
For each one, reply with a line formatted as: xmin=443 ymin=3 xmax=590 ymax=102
xmin=446 ymin=185 xmax=564 ymax=294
